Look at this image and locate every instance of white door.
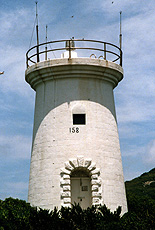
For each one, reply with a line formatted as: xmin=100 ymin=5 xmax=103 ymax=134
xmin=71 ymin=177 xmax=91 ymax=209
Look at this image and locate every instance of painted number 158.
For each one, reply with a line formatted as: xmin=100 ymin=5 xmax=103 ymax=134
xmin=69 ymin=127 xmax=79 ymax=133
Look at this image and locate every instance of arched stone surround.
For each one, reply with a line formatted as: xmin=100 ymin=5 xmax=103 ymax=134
xmin=60 ymin=156 xmax=102 ymax=207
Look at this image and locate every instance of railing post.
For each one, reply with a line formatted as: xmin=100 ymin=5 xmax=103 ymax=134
xmin=120 ymin=49 xmax=122 ymax=66
xmin=69 ymin=40 xmax=71 ymax=59
xmin=45 ymin=44 xmax=47 ymax=61
xmin=26 ymin=54 xmax=28 ymax=68
xmin=104 ymin=43 xmax=106 ymax=60
xmin=36 ymin=45 xmax=39 ymax=62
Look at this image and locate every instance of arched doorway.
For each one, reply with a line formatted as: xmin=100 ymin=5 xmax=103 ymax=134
xmin=70 ymin=168 xmax=92 ymax=209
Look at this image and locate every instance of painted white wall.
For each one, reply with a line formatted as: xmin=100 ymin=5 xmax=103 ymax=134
xmin=26 ymin=58 xmax=127 ymax=214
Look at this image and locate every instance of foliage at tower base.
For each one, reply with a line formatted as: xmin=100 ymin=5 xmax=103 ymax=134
xmin=0 ymin=197 xmax=155 ymax=230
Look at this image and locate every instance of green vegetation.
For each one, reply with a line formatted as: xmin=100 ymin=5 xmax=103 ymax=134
xmin=125 ymin=168 xmax=155 ymax=200
xmin=0 ymin=168 xmax=155 ymax=229
xmin=122 ymin=167 xmax=155 ymax=230
xmin=0 ymin=199 xmax=122 ymax=230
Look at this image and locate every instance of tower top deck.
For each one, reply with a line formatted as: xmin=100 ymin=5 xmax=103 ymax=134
xmin=26 ymin=39 xmax=122 ymax=68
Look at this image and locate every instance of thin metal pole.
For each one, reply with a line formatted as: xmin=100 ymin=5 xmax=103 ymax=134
xmin=104 ymin=43 xmax=106 ymax=60
xmin=119 ymin=11 xmax=122 ymax=65
xmin=36 ymin=1 xmax=40 ymax=63
xmin=119 ymin=11 xmax=122 ymax=50
xmin=69 ymin=40 xmax=71 ymax=59
xmin=45 ymin=25 xmax=48 ymax=60
xmin=26 ymin=54 xmax=28 ymax=68
xmin=120 ymin=50 xmax=122 ymax=66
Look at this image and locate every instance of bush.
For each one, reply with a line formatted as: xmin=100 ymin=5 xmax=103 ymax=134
xmin=0 ymin=198 xmax=31 ymax=230
xmin=0 ymin=197 xmax=155 ymax=230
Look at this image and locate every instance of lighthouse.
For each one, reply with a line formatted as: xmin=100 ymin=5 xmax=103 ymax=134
xmin=25 ymin=38 xmax=127 ymax=214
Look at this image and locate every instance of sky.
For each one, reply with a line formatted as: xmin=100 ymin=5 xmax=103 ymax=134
xmin=0 ymin=0 xmax=155 ymax=201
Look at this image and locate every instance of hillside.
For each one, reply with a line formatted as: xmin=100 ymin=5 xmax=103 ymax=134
xmin=125 ymin=168 xmax=155 ymax=200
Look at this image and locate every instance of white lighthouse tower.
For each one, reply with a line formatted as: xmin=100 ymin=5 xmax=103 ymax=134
xmin=25 ymin=37 xmax=127 ymax=214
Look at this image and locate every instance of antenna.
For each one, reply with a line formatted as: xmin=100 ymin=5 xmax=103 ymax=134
xmin=36 ymin=1 xmax=40 ymax=62
xmin=119 ymin=11 xmax=122 ymax=50
xmin=45 ymin=25 xmax=48 ymax=60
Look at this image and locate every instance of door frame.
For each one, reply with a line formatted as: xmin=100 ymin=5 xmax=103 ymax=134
xmin=60 ymin=156 xmax=102 ymax=207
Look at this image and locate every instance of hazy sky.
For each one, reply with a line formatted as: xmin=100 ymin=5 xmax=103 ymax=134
xmin=0 ymin=0 xmax=155 ymax=201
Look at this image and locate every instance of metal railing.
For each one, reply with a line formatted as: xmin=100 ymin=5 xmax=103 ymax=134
xmin=26 ymin=39 xmax=122 ymax=68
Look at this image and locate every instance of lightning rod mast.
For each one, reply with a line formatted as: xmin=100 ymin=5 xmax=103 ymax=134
xmin=36 ymin=1 xmax=40 ymax=62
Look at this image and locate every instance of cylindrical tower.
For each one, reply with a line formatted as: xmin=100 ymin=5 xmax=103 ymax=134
xmin=25 ymin=39 xmax=127 ymax=214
